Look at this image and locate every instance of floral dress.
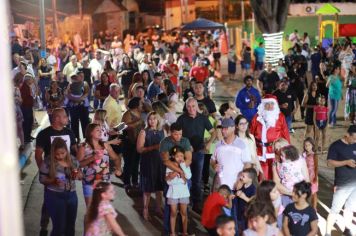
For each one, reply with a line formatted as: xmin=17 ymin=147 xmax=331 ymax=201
xmin=277 ymin=157 xmax=306 ymax=192
xmin=82 ymin=144 xmax=110 ymax=186
xmin=85 ymin=201 xmax=117 ymax=236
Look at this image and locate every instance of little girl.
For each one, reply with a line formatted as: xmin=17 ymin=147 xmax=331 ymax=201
xmin=93 ymin=109 xmax=121 ymax=146
xmin=302 ymin=137 xmax=318 ymax=209
xmin=166 ymin=145 xmax=192 ymax=236
xmin=39 ymin=137 xmax=81 ymax=236
xmin=314 ymin=95 xmax=328 ymax=152
xmin=243 ymin=201 xmax=282 ymax=236
xmin=85 ymin=182 xmax=126 ymax=236
xmin=282 ymin=181 xmax=318 ymax=236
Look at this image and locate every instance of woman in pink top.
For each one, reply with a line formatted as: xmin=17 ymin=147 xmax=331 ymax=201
xmin=313 ymin=95 xmax=328 ymax=152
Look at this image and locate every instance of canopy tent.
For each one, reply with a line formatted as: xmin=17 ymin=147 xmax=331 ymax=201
xmin=180 ymin=18 xmax=225 ymax=31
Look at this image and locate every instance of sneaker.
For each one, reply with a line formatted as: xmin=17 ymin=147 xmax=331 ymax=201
xmin=289 ymin=128 xmax=295 ymax=134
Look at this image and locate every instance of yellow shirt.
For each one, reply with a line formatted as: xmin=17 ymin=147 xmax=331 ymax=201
xmin=103 ymin=95 xmax=122 ymax=128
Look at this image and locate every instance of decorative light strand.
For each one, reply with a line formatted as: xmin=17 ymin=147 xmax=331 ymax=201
xmin=262 ymin=31 xmax=284 ymax=66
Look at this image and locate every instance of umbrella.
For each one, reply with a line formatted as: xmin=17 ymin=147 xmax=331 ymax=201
xmin=181 ymin=18 xmax=225 ymax=31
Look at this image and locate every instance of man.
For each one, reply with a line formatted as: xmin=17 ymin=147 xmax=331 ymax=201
xmin=211 ymin=118 xmax=251 ymax=189
xmin=185 ymin=81 xmax=217 ymax=115
xmin=63 ymin=55 xmax=82 ymax=83
xmin=273 ymin=80 xmax=298 ymax=133
xmin=257 ymin=63 xmax=280 ymax=95
xmin=284 ymin=48 xmax=295 ymax=71
xmin=253 ymin=42 xmax=265 ymax=76
xmin=147 ymin=72 xmax=162 ymax=102
xmin=250 ymin=94 xmax=290 ymax=180
xmin=103 ymin=83 xmax=123 ymax=129
xmin=176 ymin=97 xmax=216 ymax=212
xmin=66 ymin=70 xmax=90 ymax=141
xmin=189 ymin=58 xmax=209 ymax=83
xmin=289 ymin=29 xmax=300 ymax=46
xmin=288 ymin=61 xmax=305 ymax=120
xmin=235 ymin=75 xmax=261 ymax=122
xmin=326 ymin=125 xmax=356 ymax=236
xmin=161 ymin=53 xmax=179 ymax=88
xmin=310 ymin=46 xmax=321 ymax=80
xmin=88 ymin=50 xmax=104 ymax=82
xmin=35 ymin=108 xmax=77 ymax=236
xmin=159 ymin=122 xmax=193 ymax=234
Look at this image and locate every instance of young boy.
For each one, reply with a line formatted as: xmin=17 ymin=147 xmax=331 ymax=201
xmin=233 ymin=168 xmax=257 ymax=233
xmin=201 ymin=185 xmax=235 ymax=236
xmin=283 ymin=181 xmax=318 ymax=236
xmin=216 ymin=215 xmax=236 ymax=236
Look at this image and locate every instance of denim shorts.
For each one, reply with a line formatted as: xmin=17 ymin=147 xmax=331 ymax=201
xmin=82 ymin=184 xmax=93 ymax=197
xmin=316 ymin=120 xmax=327 ymax=130
xmin=167 ymin=197 xmax=190 ymax=205
xmin=330 ymin=184 xmax=356 ymax=214
xmin=255 ymin=61 xmax=264 ymax=70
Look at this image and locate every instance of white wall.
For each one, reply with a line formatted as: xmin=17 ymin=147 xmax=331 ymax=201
xmin=289 ymin=3 xmax=356 ymax=16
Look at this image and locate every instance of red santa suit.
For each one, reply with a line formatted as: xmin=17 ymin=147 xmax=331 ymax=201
xmin=250 ymin=95 xmax=290 ymax=180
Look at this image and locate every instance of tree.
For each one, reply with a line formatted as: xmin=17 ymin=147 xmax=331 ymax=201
xmin=250 ymin=0 xmax=290 ymax=65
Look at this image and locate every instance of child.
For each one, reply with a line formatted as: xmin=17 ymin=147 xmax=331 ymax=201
xmin=243 ymin=201 xmax=282 ymax=236
xmin=165 ymin=146 xmax=192 ymax=236
xmin=39 ymin=137 xmax=81 ymax=236
xmin=85 ymin=182 xmax=126 ymax=236
xmin=282 ymin=181 xmax=318 ymax=236
xmin=201 ymin=185 xmax=235 ymax=236
xmin=255 ymin=180 xmax=282 ymax=228
xmin=313 ymin=95 xmax=328 ymax=152
xmin=93 ymin=109 xmax=121 ymax=146
xmin=302 ymin=137 xmax=318 ymax=209
xmin=216 ymin=215 xmax=236 ymax=236
xmin=233 ymin=168 xmax=257 ymax=233
xmin=208 ymin=76 xmax=216 ymax=99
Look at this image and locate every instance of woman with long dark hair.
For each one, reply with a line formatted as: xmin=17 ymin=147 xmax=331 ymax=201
xmin=117 ymin=54 xmax=136 ymax=105
xmin=302 ymin=81 xmax=319 ymax=138
xmin=103 ymin=60 xmax=117 ymax=84
xmin=326 ymin=64 xmax=342 ymax=127
xmin=78 ymin=123 xmax=122 ymax=206
xmin=85 ymin=182 xmax=126 ymax=236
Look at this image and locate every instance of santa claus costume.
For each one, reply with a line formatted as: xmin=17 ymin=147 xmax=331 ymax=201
xmin=250 ymin=94 xmax=290 ymax=180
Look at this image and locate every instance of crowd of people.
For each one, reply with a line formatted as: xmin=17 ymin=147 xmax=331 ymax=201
xmin=11 ymin=26 xmax=356 ymax=236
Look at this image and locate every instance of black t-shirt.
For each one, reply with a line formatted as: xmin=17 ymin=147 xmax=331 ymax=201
xmin=36 ymin=126 xmax=77 ymax=160
xmin=176 ymin=113 xmax=213 ymax=151
xmin=273 ymin=89 xmax=297 ymax=116
xmin=283 ymin=203 xmax=318 ymax=236
xmin=258 ymin=71 xmax=279 ymax=94
xmin=197 ymin=97 xmax=217 ymax=114
xmin=327 ymin=139 xmax=356 ymax=186
xmin=81 ymin=67 xmax=92 ymax=86
xmin=236 ymin=184 xmax=256 ymax=221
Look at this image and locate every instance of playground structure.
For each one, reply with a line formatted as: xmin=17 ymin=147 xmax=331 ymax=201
xmin=317 ymin=3 xmax=356 ymax=46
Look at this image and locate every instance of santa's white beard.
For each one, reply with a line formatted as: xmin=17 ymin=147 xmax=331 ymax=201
xmin=261 ymin=110 xmax=280 ymax=128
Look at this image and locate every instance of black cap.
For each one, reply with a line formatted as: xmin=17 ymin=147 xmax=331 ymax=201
xmin=347 ymin=125 xmax=356 ymax=134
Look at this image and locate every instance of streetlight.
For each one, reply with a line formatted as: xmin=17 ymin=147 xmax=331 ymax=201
xmin=39 ymin=0 xmax=46 ymax=58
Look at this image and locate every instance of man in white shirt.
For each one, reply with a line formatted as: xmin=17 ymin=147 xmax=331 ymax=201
xmin=63 ymin=55 xmax=82 ymax=83
xmin=88 ymin=50 xmax=105 ymax=82
xmin=211 ymin=118 xmax=252 ymax=189
xmin=288 ymin=29 xmax=300 ymax=46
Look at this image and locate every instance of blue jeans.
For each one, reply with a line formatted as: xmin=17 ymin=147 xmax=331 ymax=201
xmin=93 ymin=80 xmax=101 ymax=109
xmin=44 ymin=189 xmax=78 ymax=236
xmin=329 ymin=98 xmax=339 ymax=125
xmin=285 ymin=115 xmax=292 ymax=130
xmin=191 ymin=151 xmax=204 ymax=205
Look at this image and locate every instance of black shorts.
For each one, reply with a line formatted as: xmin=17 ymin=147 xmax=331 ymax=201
xmin=316 ymin=120 xmax=327 ymax=129
xmin=213 ymin=52 xmax=221 ymax=60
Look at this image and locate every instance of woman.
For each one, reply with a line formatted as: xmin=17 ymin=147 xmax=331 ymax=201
xmin=326 ymin=65 xmax=343 ymax=127
xmin=141 ymin=70 xmax=152 ymax=89
xmin=272 ymin=145 xmax=309 ymax=208
xmin=121 ymin=97 xmax=145 ymax=190
xmin=302 ymin=81 xmax=319 ymax=138
xmin=235 ymin=115 xmax=263 ymax=178
xmin=338 ymin=43 xmax=354 ymax=79
xmin=38 ymin=58 xmax=53 ymax=109
xmin=345 ymin=63 xmax=356 ymax=124
xmin=78 ymin=123 xmax=122 ymax=206
xmin=136 ymin=112 xmax=165 ymax=220
xmin=103 ymin=60 xmax=117 ymax=84
xmin=128 ymin=72 xmax=143 ymax=99
xmin=162 ymin=79 xmax=178 ymax=114
xmin=46 ymin=80 xmax=64 ymax=111
xmin=151 ymin=101 xmax=174 ymax=132
xmin=94 ymin=72 xmax=111 ymax=109
xmin=40 ymin=137 xmax=81 ymax=236
xmin=117 ymin=54 xmax=136 ymax=105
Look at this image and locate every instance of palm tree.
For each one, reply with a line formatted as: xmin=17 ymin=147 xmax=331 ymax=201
xmin=250 ymin=0 xmax=290 ymax=65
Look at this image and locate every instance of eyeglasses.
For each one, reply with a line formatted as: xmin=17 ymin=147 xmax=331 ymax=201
xmin=238 ymin=122 xmax=248 ymax=126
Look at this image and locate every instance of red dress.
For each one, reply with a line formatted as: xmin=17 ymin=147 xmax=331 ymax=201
xmin=250 ymin=112 xmax=290 ymax=179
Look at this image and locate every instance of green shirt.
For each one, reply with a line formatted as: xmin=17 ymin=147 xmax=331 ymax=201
xmin=159 ymin=136 xmax=192 ymax=153
xmin=328 ymin=75 xmax=342 ymax=100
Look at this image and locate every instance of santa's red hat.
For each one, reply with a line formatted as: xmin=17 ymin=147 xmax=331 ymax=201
xmin=262 ymin=94 xmax=278 ymax=103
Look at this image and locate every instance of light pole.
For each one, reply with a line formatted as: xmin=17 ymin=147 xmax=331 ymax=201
xmin=39 ymin=0 xmax=46 ymax=58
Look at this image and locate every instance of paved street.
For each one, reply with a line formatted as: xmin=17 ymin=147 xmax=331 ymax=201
xmin=21 ymin=57 xmax=355 ymax=236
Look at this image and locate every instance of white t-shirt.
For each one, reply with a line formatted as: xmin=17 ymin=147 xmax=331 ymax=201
xmin=211 ymin=136 xmax=251 ymax=189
